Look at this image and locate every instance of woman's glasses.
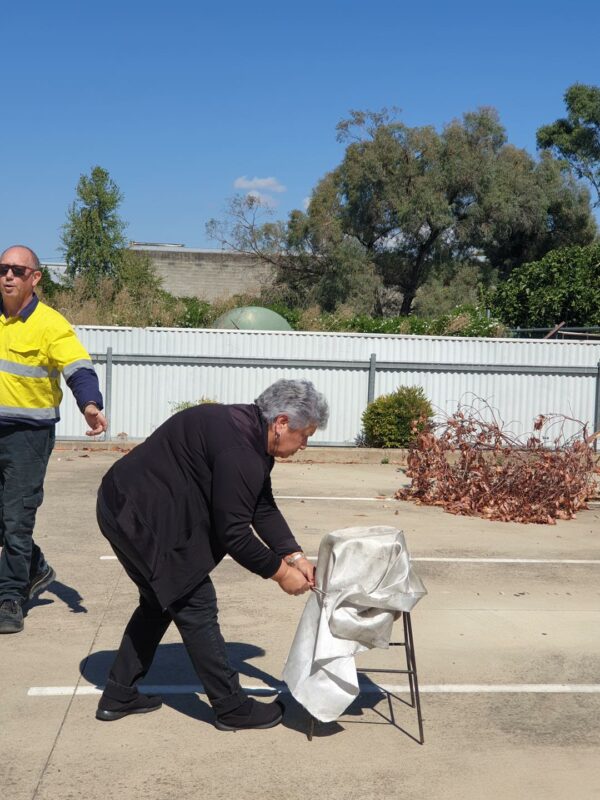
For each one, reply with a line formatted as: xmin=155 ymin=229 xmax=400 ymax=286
xmin=0 ymin=264 xmax=35 ymax=278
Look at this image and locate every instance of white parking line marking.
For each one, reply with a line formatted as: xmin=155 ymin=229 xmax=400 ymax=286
xmin=101 ymin=555 xmax=600 ymax=564
xmin=276 ymin=495 xmax=389 ymax=501
xmin=411 ymin=557 xmax=600 ymax=564
xmin=275 ymin=496 xmax=600 ymax=507
xmin=28 ymin=683 xmax=600 ymax=697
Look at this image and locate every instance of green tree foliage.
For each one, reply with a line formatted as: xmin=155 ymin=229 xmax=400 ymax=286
xmin=57 ymin=168 xmax=184 ymax=326
xmin=61 ymin=166 xmax=127 ymax=288
xmin=361 ymin=386 xmax=432 ymax=448
xmin=36 ymin=267 xmax=61 ymax=300
xmin=177 ymin=296 xmax=213 ymax=328
xmin=47 ymin=250 xmax=184 ymax=328
xmin=537 ymin=83 xmax=600 ymax=207
xmin=109 ymin=250 xmax=183 ymax=326
xmin=206 ymin=194 xmax=378 ymax=312
xmin=303 ymin=108 xmax=595 ymax=312
xmin=489 ymin=243 xmax=600 ymax=328
xmin=307 ymin=108 xmax=498 ymax=315
xmin=296 ymin=304 xmax=506 ymax=337
xmin=413 ymin=262 xmax=492 ymax=317
xmin=469 ymin=149 xmax=596 ymax=276
xmin=209 ymin=109 xmax=595 ymax=317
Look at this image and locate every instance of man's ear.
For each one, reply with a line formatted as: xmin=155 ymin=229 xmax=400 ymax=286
xmin=31 ymin=270 xmax=43 ymax=288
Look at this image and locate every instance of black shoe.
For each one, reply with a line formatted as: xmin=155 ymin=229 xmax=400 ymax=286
xmin=28 ymin=564 xmax=56 ymax=601
xmin=214 ymin=698 xmax=284 ymax=731
xmin=96 ymin=692 xmax=163 ymax=721
xmin=0 ymin=599 xmax=24 ymax=634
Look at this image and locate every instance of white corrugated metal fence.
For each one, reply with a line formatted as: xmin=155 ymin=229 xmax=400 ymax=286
xmin=55 ymin=327 xmax=600 ymax=446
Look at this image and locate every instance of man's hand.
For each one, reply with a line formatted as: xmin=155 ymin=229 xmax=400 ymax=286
xmin=271 ymin=561 xmax=310 ymax=596
xmin=84 ymin=404 xmax=108 ymax=436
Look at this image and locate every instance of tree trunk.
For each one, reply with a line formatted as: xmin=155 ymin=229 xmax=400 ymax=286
xmin=398 ymin=229 xmax=440 ymax=315
xmin=400 ymin=289 xmax=416 ymax=316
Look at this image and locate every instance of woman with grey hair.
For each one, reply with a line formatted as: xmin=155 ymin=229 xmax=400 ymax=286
xmin=255 ymin=378 xmax=329 ymax=456
xmin=95 ymin=379 xmax=328 ymax=733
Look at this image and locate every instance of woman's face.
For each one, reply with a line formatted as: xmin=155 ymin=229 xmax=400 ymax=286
xmin=271 ymin=417 xmax=317 ymax=458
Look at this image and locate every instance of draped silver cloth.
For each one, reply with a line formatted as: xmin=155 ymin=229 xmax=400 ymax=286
xmin=282 ymin=526 xmax=427 ymax=722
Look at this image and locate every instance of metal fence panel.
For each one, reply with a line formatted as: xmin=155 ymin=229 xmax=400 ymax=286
xmin=376 ymin=369 xmax=596 ymax=441
xmin=54 ymin=327 xmax=600 ymax=445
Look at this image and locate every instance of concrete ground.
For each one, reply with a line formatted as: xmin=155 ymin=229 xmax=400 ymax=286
xmin=1 ymin=445 xmax=599 ymax=800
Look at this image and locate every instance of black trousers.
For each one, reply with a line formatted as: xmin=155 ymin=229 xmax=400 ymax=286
xmin=96 ymin=498 xmax=248 ymax=716
xmin=0 ymin=425 xmax=54 ymax=602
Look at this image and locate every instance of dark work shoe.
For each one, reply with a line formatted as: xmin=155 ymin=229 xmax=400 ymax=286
xmin=214 ymin=698 xmax=284 ymax=731
xmin=28 ymin=564 xmax=56 ymax=601
xmin=96 ymin=691 xmax=163 ymax=721
xmin=0 ymin=599 xmax=24 ymax=634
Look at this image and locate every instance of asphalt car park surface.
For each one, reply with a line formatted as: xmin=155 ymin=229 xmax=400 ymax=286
xmin=1 ymin=447 xmax=599 ymax=800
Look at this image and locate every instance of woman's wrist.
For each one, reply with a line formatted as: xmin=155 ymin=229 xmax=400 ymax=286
xmin=271 ymin=559 xmax=290 ymax=582
xmin=284 ymin=551 xmax=304 ymax=567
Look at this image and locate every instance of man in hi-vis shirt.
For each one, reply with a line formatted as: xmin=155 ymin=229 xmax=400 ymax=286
xmin=0 ymin=244 xmax=107 ymax=633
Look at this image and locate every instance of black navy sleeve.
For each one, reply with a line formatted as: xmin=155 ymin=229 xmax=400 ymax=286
xmin=211 ymin=447 xmax=283 ymax=578
xmin=252 ymin=473 xmax=300 ymax=557
xmin=65 ymin=367 xmax=104 ymax=412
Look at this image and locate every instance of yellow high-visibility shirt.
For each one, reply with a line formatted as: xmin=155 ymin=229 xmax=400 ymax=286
xmin=0 ymin=298 xmax=98 ymax=426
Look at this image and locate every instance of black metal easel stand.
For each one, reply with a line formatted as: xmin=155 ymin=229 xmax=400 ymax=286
xmin=306 ymin=611 xmax=424 ymax=744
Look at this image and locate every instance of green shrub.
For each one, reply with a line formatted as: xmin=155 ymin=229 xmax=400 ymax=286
xmin=177 ymin=296 xmax=213 ymax=328
xmin=169 ymin=397 xmax=219 ymax=415
xmin=295 ymin=304 xmax=506 ymax=337
xmin=361 ymin=386 xmax=432 ymax=448
xmin=37 ymin=267 xmax=61 ymax=300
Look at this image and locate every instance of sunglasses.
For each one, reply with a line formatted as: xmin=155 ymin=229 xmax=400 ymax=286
xmin=0 ymin=264 xmax=36 ymax=278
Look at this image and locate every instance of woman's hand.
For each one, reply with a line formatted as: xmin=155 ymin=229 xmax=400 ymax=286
xmin=271 ymin=561 xmax=311 ymax=595
xmin=293 ymin=556 xmax=315 ymax=587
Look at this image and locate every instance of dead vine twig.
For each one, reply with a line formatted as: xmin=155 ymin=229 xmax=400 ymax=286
xmin=396 ymin=399 xmax=599 ymax=524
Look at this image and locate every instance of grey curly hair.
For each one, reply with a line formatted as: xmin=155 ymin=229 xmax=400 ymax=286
xmin=255 ymin=379 xmax=329 ymax=430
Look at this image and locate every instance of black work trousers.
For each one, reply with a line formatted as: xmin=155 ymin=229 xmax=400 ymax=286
xmin=0 ymin=425 xmax=54 ymax=602
xmin=96 ymin=497 xmax=247 ymax=716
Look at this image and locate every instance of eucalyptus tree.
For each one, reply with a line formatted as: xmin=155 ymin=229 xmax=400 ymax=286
xmin=209 ymin=108 xmax=596 ymax=315
xmin=301 ymin=108 xmax=594 ymax=313
xmin=537 ymin=83 xmax=600 ymax=207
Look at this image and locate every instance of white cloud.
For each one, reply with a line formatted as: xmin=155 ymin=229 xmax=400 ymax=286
xmin=234 ymin=175 xmax=286 ymax=193
xmin=303 ymin=196 xmax=311 ymax=210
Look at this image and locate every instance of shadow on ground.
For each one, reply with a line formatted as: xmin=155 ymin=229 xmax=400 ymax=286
xmin=283 ymin=673 xmax=424 ymax=743
xmin=79 ymin=642 xmax=422 ymax=739
xmin=80 ymin=641 xmax=282 ymax=723
xmin=25 ymin=579 xmax=87 ymax=614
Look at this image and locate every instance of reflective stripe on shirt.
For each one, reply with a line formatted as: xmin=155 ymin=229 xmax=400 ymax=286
xmin=0 ymin=359 xmax=60 ymax=380
xmin=0 ymin=405 xmax=60 ymax=420
xmin=62 ymin=358 xmax=95 ymax=379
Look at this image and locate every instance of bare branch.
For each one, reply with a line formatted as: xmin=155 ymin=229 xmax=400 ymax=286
xmin=396 ymin=398 xmax=598 ymax=524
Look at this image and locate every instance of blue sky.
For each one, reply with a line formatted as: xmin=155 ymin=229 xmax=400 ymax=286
xmin=1 ymin=0 xmax=599 ymax=261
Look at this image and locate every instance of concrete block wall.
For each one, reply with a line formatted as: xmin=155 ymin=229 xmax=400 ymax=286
xmin=131 ymin=246 xmax=275 ymax=301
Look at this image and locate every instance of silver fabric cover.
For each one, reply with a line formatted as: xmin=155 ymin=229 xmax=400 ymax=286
xmin=282 ymin=526 xmax=427 ymax=722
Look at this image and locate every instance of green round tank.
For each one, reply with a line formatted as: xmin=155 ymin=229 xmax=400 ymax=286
xmin=212 ymin=306 xmax=292 ymax=331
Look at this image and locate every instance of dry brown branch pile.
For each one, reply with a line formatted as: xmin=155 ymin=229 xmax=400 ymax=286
xmin=395 ymin=402 xmax=599 ymax=524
